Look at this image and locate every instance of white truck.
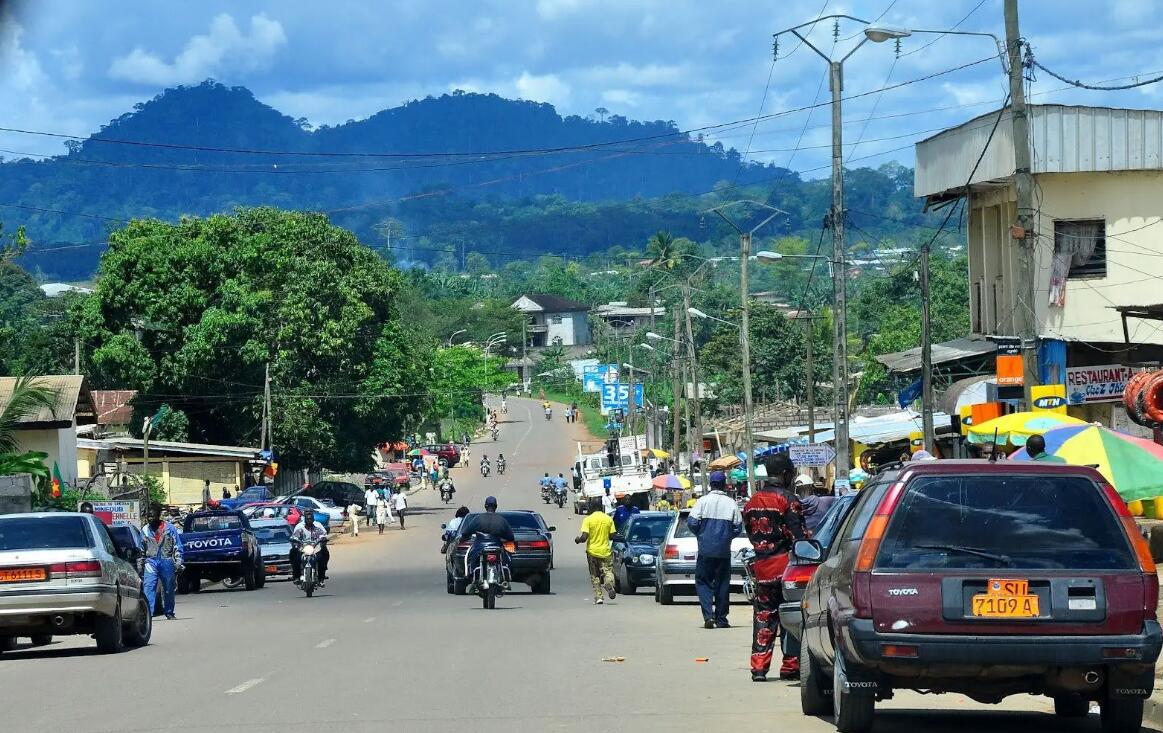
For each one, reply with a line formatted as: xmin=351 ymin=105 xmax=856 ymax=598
xmin=571 ymin=441 xmax=653 ymax=515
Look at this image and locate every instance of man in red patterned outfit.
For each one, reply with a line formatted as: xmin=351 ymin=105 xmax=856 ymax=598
xmin=743 ymin=452 xmax=805 ymax=681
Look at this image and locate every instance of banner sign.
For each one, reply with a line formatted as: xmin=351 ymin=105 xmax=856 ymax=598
xmin=788 ymin=443 xmax=836 ymax=467
xmin=1031 ymin=384 xmax=1068 ymax=414
xmin=583 ymin=364 xmax=620 ymax=393
xmin=80 ymin=499 xmax=140 ymax=528
xmin=995 ymin=337 xmax=1023 ymax=387
xmin=1066 ymin=364 xmax=1138 ymax=405
xmin=600 ymin=382 xmax=644 ymax=410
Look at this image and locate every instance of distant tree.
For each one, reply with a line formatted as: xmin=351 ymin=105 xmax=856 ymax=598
xmin=594 ymin=107 xmax=609 ymax=122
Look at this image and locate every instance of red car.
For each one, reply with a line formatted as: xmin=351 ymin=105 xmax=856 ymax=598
xmin=423 ymin=443 xmax=461 ymax=468
xmin=798 ymin=460 xmax=1160 ymax=733
xmin=241 ymin=502 xmax=302 ymax=528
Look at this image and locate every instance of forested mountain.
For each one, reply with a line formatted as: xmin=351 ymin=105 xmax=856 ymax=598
xmin=1 ymin=81 xmax=942 ymax=279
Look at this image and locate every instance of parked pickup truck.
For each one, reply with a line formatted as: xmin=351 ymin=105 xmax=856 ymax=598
xmin=218 ymin=486 xmax=277 ymax=511
xmin=177 ymin=510 xmax=265 ymax=593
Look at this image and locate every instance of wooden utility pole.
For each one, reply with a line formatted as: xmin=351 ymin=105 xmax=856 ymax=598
xmin=682 ymin=284 xmax=706 ymax=490
xmin=1005 ymin=0 xmax=1038 ymax=406
xmin=920 ymin=246 xmax=936 ymax=449
xmin=803 ymin=316 xmax=816 ymax=443
xmin=671 ymin=310 xmax=682 ymax=470
xmin=261 ymin=363 xmax=271 ymax=452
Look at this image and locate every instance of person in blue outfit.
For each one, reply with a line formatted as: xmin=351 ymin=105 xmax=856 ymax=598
xmin=687 ymin=471 xmax=743 ymax=629
xmin=612 ymin=493 xmax=640 ymax=532
xmin=142 ymin=504 xmax=184 ymax=620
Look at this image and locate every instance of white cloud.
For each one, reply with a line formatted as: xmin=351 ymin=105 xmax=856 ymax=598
xmin=0 ymin=20 xmax=50 ymax=91
xmin=580 ymin=62 xmax=690 ymax=88
xmin=514 ymin=71 xmax=571 ymax=107
xmin=108 ymin=13 xmax=287 ymax=85
xmin=50 ymin=46 xmax=83 ymax=81
xmin=602 ymin=89 xmax=641 ymax=106
xmin=1111 ymin=0 xmax=1153 ymax=28
xmin=535 ymin=0 xmax=584 ymax=20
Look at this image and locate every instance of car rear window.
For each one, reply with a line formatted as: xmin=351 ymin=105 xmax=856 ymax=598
xmin=187 ymin=515 xmax=243 ymax=532
xmin=501 ymin=513 xmax=543 ymax=530
xmin=0 ymin=516 xmax=92 ymax=550
xmin=877 ymin=474 xmax=1136 ymax=570
xmin=255 ymin=527 xmax=291 ymax=544
xmin=674 ymin=512 xmax=745 ymax=539
xmin=627 ymin=516 xmax=672 ymax=542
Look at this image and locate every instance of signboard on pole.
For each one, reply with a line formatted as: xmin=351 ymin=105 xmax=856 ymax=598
xmin=1066 ymin=364 xmax=1139 ymax=405
xmin=583 ymin=364 xmax=620 ymax=393
xmin=789 ymin=443 xmax=836 ymax=467
xmin=995 ymin=337 xmax=1023 ymax=387
xmin=80 ymin=499 xmax=141 ymax=527
xmin=1031 ymin=384 xmax=1068 ymax=413
xmin=619 ymin=435 xmax=647 ymax=453
xmin=599 ymin=382 xmax=644 ymax=410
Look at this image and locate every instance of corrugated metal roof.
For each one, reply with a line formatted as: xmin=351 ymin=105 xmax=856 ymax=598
xmin=77 ymin=437 xmax=259 ymax=459
xmin=0 ymin=375 xmax=95 ymax=427
xmin=915 ymin=104 xmax=1163 ymax=198
xmin=874 ymin=336 xmax=995 ymax=373
xmin=92 ymin=390 xmax=136 ymax=426
xmin=511 ymin=293 xmax=590 ymax=312
xmin=801 ymin=410 xmax=954 ymax=445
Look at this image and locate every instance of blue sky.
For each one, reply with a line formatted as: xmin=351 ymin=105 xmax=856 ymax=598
xmin=2 ymin=0 xmax=1162 ymax=179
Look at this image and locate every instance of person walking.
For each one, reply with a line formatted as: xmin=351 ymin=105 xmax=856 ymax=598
xmin=142 ymin=504 xmax=184 ymax=620
xmin=687 ymin=471 xmax=742 ymax=630
xmin=575 ymin=508 xmax=616 ymax=605
xmin=364 ymin=485 xmax=378 ymax=527
xmin=743 ymin=453 xmax=806 ymax=681
xmin=393 ymin=489 xmax=409 ymax=530
xmin=376 ymin=492 xmax=390 ymax=534
xmin=348 ymin=501 xmax=360 ymax=537
xmin=601 ymin=487 xmax=616 ymax=515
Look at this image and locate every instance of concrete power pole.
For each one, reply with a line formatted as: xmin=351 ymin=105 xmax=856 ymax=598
xmin=829 ymin=60 xmax=852 ymax=489
xmin=671 ymin=310 xmax=682 ymax=471
xmin=920 ymin=246 xmax=936 ymax=449
xmin=1005 ymin=0 xmax=1038 ymax=406
xmin=803 ymin=316 xmax=816 ymax=443
xmin=682 ymin=284 xmax=706 ymax=490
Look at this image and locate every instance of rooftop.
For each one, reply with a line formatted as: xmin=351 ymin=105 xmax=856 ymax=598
xmin=511 ymin=293 xmax=590 ymax=313
xmin=0 ymin=375 xmax=96 ymax=428
xmin=77 ymin=436 xmax=260 ymax=459
xmin=92 ymin=389 xmax=137 ymax=426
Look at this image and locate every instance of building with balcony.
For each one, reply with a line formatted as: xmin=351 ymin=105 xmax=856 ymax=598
xmin=510 ymin=294 xmax=592 ymax=347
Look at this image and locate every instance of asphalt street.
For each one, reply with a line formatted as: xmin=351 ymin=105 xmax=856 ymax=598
xmin=1 ymin=396 xmax=1158 ymax=732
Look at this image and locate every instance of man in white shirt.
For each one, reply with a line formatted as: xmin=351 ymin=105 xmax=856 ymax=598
xmin=363 ymin=486 xmax=378 ymax=527
xmin=393 ymin=490 xmax=409 ymax=530
xmin=601 ymin=488 xmax=616 ymax=515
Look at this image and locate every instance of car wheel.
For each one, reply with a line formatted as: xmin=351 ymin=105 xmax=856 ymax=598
xmin=659 ymin=584 xmax=675 ymax=605
xmin=255 ymin=562 xmax=267 ymax=589
xmin=30 ymin=634 xmax=52 ymax=647
xmin=613 ymin=571 xmax=623 ymax=594
xmin=446 ymin=571 xmax=454 ymax=595
xmin=453 ymin=578 xmax=468 ymax=595
xmin=654 ymin=582 xmax=661 ymax=603
xmin=0 ymin=636 xmax=16 ymax=652
xmin=1100 ymin=696 xmax=1143 ymax=733
xmin=94 ymin=597 xmax=125 ymax=654
xmin=533 ymin=573 xmax=551 ymax=594
xmin=124 ymin=597 xmax=152 ymax=648
xmin=800 ymin=647 xmax=833 ymax=715
xmin=1053 ymin=695 xmax=1090 ymax=718
xmin=243 ymin=557 xmax=258 ymax=591
xmin=833 ymin=651 xmax=874 ymax=733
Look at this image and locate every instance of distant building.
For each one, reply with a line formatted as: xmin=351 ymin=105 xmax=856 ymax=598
xmin=591 ymin=302 xmax=665 ymax=334
xmin=913 ymin=103 xmax=1163 ymax=426
xmin=0 ymin=375 xmax=96 ymax=486
xmin=92 ymin=390 xmax=137 ymax=434
xmin=40 ymin=283 xmax=93 ymax=298
xmin=511 ymin=294 xmax=592 ymax=347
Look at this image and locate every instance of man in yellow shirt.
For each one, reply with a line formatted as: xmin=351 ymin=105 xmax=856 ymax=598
xmin=575 ymin=509 xmax=617 ymax=604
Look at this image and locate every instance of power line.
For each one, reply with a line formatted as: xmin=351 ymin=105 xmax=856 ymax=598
xmin=1026 ymin=46 xmax=1163 ymax=91
xmin=899 ymin=0 xmax=989 ymax=57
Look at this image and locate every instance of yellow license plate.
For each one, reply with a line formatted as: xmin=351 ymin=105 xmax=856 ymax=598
xmin=0 ymin=567 xmax=46 ymax=582
xmin=265 ymin=565 xmax=278 ymax=574
xmin=971 ymin=593 xmax=1039 ymax=617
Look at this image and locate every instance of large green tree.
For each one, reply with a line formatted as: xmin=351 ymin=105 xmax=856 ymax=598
xmin=78 ymin=207 xmax=430 ymax=470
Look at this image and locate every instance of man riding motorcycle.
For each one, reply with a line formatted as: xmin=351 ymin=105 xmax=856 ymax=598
xmin=466 ymin=496 xmax=515 ymax=591
xmin=539 ymin=472 xmax=552 ymax=502
xmin=553 ymin=472 xmax=570 ymax=503
xmin=438 ymin=476 xmax=456 ymax=501
xmin=480 ymin=454 xmax=491 ymax=477
xmin=497 ymin=453 xmax=506 ymax=474
xmin=290 ymin=509 xmax=330 ymax=588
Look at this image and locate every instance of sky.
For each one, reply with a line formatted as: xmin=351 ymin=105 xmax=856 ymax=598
xmin=2 ymin=0 xmax=1163 ymax=180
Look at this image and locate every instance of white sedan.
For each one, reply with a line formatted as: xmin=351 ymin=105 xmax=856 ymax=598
xmin=279 ymin=495 xmax=346 ymax=528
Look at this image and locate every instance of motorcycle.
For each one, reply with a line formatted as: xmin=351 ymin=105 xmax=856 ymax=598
xmin=554 ymin=488 xmax=566 ymax=509
xmin=296 ymin=538 xmax=326 ymax=598
xmin=498 ymin=460 xmax=506 ymax=476
xmin=480 ymin=462 xmax=491 ymax=478
xmin=471 ymin=535 xmax=511 ymax=610
xmin=544 ymin=408 xmax=552 ymax=421
xmin=440 ymin=484 xmax=454 ymax=504
xmin=541 ymin=485 xmax=551 ymax=504
xmin=491 ymin=427 xmax=499 ymax=441
xmin=736 ymin=547 xmax=757 ymax=603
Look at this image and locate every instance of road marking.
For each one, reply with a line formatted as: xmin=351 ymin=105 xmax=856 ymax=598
xmin=511 ymin=401 xmax=535 ymax=458
xmin=363 ymin=616 xmax=376 ymax=623
xmin=316 ymin=638 xmax=335 ymax=648
xmin=392 ymin=600 xmax=404 ymax=607
xmin=225 ymin=678 xmax=265 ymax=695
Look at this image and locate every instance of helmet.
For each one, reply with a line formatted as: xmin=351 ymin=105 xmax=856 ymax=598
xmin=484 ymin=496 xmax=498 ymax=509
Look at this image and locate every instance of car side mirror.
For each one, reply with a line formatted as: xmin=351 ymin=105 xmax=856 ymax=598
xmin=793 ymin=539 xmax=823 ymax=562
xmin=547 ymin=525 xmax=556 ymax=533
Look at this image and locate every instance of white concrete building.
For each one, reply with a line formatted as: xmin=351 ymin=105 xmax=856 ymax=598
xmin=510 ymin=294 xmax=591 ymax=347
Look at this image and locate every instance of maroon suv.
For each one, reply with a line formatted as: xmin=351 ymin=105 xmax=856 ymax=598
xmin=798 ymin=460 xmax=1160 ymax=733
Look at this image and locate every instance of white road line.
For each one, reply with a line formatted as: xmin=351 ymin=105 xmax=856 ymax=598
xmin=363 ymin=616 xmax=376 ymax=623
xmin=511 ymin=401 xmax=535 ymax=457
xmin=315 ymin=638 xmax=336 ymax=648
xmin=225 ymin=678 xmax=265 ymax=695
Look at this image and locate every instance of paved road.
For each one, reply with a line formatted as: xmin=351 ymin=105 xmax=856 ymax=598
xmin=2 ymin=396 xmax=1158 ymax=732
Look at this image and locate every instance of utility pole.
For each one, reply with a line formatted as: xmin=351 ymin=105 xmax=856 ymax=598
xmin=261 ymin=363 xmax=271 ymax=452
xmin=626 ymin=342 xmax=636 ymax=438
xmin=682 ymin=284 xmax=706 ymax=490
xmin=919 ymin=247 xmax=936 ymax=449
xmin=73 ymin=337 xmax=81 ymax=375
xmin=739 ymin=232 xmax=756 ymax=493
xmin=803 ymin=315 xmax=816 ymax=443
xmin=671 ymin=310 xmax=682 ymax=470
xmin=829 ymin=59 xmax=852 ymax=489
xmin=1005 ymin=0 xmax=1038 ymax=406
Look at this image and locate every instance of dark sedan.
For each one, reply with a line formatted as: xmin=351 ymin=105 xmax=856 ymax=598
xmin=302 ymin=480 xmax=366 ymax=510
xmin=611 ymin=511 xmax=674 ymax=594
xmin=445 ymin=510 xmax=555 ymax=595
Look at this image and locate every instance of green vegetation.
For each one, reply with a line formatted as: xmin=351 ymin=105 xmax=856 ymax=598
xmin=0 ymin=375 xmax=58 ymax=487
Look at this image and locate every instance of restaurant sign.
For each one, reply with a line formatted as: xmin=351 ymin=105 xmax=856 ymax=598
xmin=1065 ymin=364 xmax=1139 ymax=405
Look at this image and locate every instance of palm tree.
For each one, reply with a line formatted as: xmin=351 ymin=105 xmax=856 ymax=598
xmin=0 ymin=376 xmax=58 ymax=479
xmin=646 ymin=231 xmax=681 ymax=271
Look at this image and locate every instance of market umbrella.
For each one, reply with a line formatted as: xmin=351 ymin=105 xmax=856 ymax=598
xmin=640 ymin=448 xmax=670 ymax=459
xmin=651 ymin=473 xmax=692 ymax=490
xmin=729 ymin=467 xmax=748 ymax=483
xmin=709 ymin=454 xmax=742 ymax=470
xmin=406 ymin=448 xmax=430 ymax=457
xmin=967 ymin=411 xmax=1087 ymax=446
xmin=1010 ymin=424 xmax=1163 ymax=501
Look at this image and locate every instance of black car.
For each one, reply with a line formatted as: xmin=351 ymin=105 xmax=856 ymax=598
xmin=302 ymin=480 xmax=366 ymax=510
xmin=611 ymin=511 xmax=674 ymax=594
xmin=445 ymin=510 xmax=555 ymax=595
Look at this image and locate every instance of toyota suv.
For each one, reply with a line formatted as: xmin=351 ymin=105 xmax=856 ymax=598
xmin=798 ymin=460 xmax=1160 ymax=733
xmin=0 ymin=513 xmax=151 ymax=654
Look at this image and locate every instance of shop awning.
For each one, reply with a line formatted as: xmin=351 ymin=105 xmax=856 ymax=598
xmin=794 ymin=410 xmax=954 ymax=446
xmin=875 ymin=336 xmax=995 ymax=374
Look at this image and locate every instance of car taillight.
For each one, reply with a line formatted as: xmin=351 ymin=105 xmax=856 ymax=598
xmin=1101 ymin=481 xmax=1159 ymax=620
xmin=48 ymin=560 xmax=102 ymax=579
xmin=782 ymin=563 xmax=817 ymax=590
xmin=518 ymin=539 xmax=550 ymax=550
xmin=485 ymin=553 xmax=499 ymax=562
xmin=852 ymin=480 xmax=907 ymax=618
xmin=663 ymin=544 xmax=679 ymax=559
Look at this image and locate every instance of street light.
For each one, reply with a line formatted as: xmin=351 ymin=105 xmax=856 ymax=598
xmin=446 ymin=329 xmax=467 ymax=347
xmin=645 ymin=331 xmax=678 ymax=343
xmin=687 ymin=307 xmax=740 ymax=330
xmin=863 ymin=25 xmax=1007 ymax=71
xmin=754 ymin=250 xmax=831 ymax=266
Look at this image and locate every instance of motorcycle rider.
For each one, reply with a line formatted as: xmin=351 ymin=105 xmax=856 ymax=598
xmin=553 ymin=472 xmax=569 ymax=503
xmin=290 ymin=509 xmax=330 ymax=588
xmin=466 ymin=496 xmax=515 ymax=591
xmin=438 ymin=475 xmax=456 ymax=501
xmin=480 ymin=454 xmax=491 ymax=476
xmin=497 ymin=453 xmax=506 ymax=474
xmin=539 ymin=472 xmax=552 ymax=500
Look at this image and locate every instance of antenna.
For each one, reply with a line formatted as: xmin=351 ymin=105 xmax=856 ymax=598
xmin=988 ymin=428 xmax=1000 ymax=463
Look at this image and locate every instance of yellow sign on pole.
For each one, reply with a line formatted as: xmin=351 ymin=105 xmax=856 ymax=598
xmin=958 ymin=405 xmax=974 ymax=436
xmin=1031 ymin=384 xmax=1067 ymax=414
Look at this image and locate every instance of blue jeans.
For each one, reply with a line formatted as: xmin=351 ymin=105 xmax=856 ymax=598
xmin=695 ymin=555 xmax=732 ymax=623
xmin=144 ymin=559 xmax=176 ymax=616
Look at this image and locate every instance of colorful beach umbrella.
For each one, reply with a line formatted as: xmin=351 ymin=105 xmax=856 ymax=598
xmin=406 ymin=448 xmax=430 ymax=457
xmin=640 ymin=448 xmax=670 ymax=459
xmin=651 ymin=473 xmax=692 ymax=490
xmin=967 ymin=411 xmax=1087 ymax=446
xmin=1010 ymin=424 xmax=1163 ymax=501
